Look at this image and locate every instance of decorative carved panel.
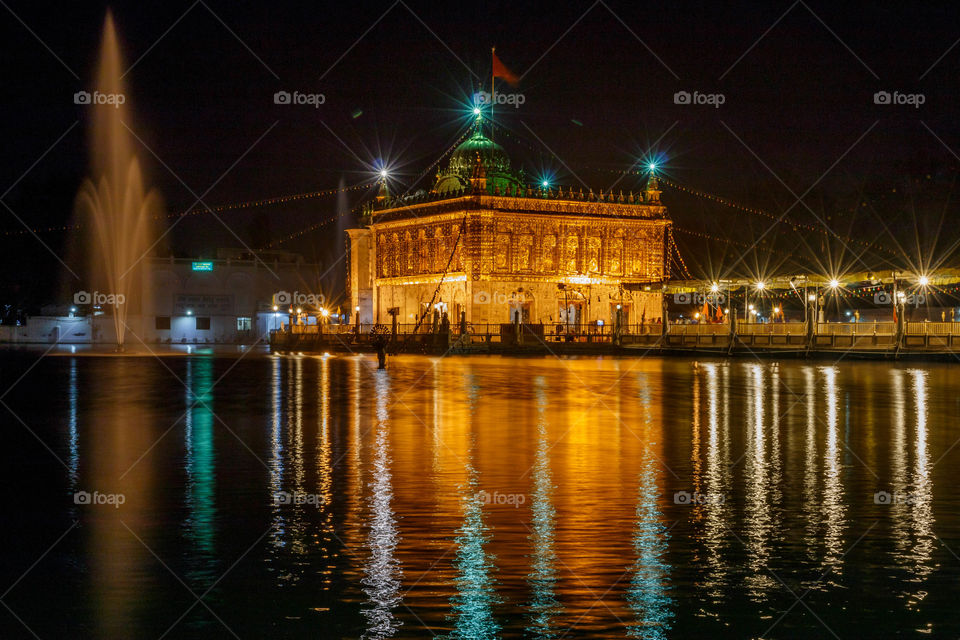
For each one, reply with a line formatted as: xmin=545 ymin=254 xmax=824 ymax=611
xmin=515 ymin=234 xmax=534 ymax=271
xmin=541 ymin=234 xmax=557 ymax=272
xmin=585 ymin=236 xmax=601 ymax=273
xmin=372 ymin=210 xmax=666 ymax=281
xmin=494 ymin=233 xmax=511 ymax=271
xmin=563 ymin=235 xmax=579 ymax=273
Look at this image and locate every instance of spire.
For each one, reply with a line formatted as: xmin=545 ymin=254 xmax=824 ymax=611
xmin=644 ymin=172 xmax=661 ymax=204
xmin=470 ymin=101 xmax=486 ymax=139
xmin=376 ymin=176 xmax=390 ymax=202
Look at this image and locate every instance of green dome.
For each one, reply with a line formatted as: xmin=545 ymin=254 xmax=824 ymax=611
xmin=433 ymin=120 xmax=522 ymax=195
xmin=446 ymin=129 xmax=512 ymax=174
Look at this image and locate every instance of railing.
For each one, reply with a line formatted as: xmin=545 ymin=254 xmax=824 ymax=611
xmin=273 ymin=319 xmax=960 ymax=351
xmin=817 ymin=322 xmax=896 ymax=335
xmin=737 ymin=322 xmax=805 ymax=335
xmin=907 ymin=322 xmax=960 ymax=335
xmin=668 ymin=323 xmax=729 ymax=335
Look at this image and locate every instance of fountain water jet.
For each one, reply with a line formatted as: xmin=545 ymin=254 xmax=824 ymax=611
xmin=75 ymin=12 xmax=160 ymax=349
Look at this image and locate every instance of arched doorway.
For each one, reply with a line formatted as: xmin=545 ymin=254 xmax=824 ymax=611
xmin=508 ymin=288 xmax=534 ymax=323
xmin=557 ymin=288 xmax=586 ymax=334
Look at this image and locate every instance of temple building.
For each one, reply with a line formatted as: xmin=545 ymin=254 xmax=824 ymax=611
xmin=345 ymin=117 xmax=671 ymax=331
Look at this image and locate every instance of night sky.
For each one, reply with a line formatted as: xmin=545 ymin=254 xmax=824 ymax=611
xmin=3 ymin=0 xmax=960 ymax=310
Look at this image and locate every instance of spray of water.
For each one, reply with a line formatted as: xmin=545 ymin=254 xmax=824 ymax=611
xmin=75 ymin=11 xmax=159 ymax=348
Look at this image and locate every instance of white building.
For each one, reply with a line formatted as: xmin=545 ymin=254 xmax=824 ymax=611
xmin=2 ymin=249 xmax=333 ymax=345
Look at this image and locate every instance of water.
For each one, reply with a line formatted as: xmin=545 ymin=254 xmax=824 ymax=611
xmin=74 ymin=13 xmax=160 ymax=347
xmin=2 ymin=352 xmax=959 ymax=638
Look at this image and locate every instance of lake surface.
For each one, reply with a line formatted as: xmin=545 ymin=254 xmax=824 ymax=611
xmin=1 ymin=350 xmax=959 ymax=638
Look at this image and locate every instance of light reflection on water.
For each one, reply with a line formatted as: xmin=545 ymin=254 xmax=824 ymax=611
xmin=526 ymin=377 xmax=562 ymax=639
xmin=183 ymin=357 xmax=217 ymax=586
xmin=627 ymin=379 xmax=673 ymax=639
xmin=447 ymin=373 xmax=500 ymax=640
xmin=8 ymin=354 xmax=960 ymax=638
xmin=361 ymin=371 xmax=403 ymax=639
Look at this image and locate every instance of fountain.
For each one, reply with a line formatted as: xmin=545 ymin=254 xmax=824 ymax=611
xmin=75 ymin=11 xmax=159 ymax=349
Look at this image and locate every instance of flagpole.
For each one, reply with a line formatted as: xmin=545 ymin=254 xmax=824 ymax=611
xmin=491 ymin=47 xmax=497 ymax=135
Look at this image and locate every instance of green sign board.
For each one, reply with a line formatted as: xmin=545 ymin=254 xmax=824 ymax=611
xmin=191 ymin=261 xmax=214 ymax=272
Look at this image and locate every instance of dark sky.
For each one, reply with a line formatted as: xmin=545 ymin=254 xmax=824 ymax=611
xmin=3 ymin=0 xmax=960 ymax=307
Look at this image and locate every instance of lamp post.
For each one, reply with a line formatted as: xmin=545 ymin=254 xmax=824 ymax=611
xmin=755 ymin=281 xmax=765 ymax=322
xmin=558 ymin=283 xmax=568 ymax=338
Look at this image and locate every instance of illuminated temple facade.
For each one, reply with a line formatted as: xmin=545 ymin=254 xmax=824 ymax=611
xmin=345 ymin=120 xmax=671 ymax=329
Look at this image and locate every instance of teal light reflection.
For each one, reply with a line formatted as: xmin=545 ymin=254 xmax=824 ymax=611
xmin=448 ymin=373 xmax=500 ymax=640
xmin=184 ymin=356 xmax=217 ymax=583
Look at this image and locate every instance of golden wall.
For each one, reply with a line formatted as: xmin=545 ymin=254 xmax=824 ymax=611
xmin=373 ymin=211 xmax=667 ymax=283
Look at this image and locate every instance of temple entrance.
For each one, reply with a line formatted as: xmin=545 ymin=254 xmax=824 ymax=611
xmin=559 ymin=301 xmax=583 ymax=331
xmin=508 ymin=301 xmax=531 ymax=323
xmin=508 ymin=290 xmax=533 ymax=323
xmin=610 ymin=302 xmax=631 ymax=326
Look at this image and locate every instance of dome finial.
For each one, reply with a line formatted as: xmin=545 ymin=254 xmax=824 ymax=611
xmin=644 ymin=172 xmax=661 ymax=204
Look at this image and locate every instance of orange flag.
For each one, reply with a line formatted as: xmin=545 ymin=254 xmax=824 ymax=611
xmin=492 ymin=49 xmax=519 ymax=85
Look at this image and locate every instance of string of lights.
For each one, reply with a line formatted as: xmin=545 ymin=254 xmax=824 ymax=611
xmin=410 ymin=216 xmax=467 ymax=334
xmin=1 ymin=182 xmax=375 ymax=237
xmin=262 ymin=205 xmax=361 ymax=249
xmin=680 ymin=282 xmax=960 ymax=302
xmin=668 ymin=229 xmax=692 ymax=279
xmin=657 ymin=176 xmax=900 ymax=258
xmin=673 ymin=226 xmax=763 ymax=251
xmin=406 ymin=128 xmax=473 ymax=189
